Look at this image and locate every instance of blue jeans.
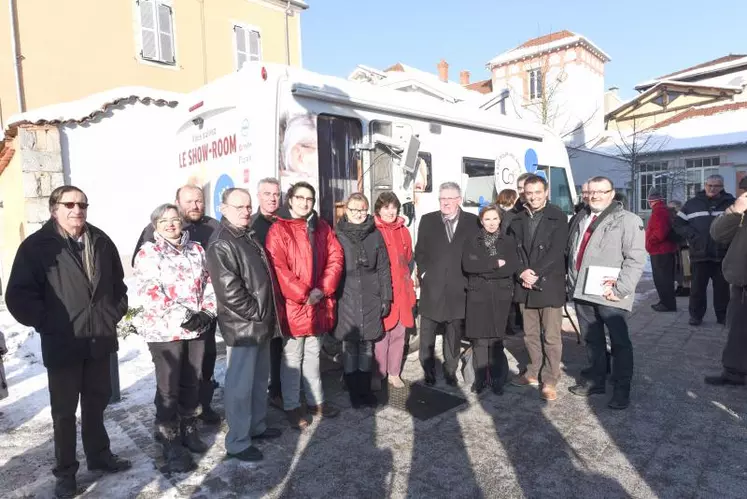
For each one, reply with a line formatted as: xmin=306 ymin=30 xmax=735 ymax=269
xmin=574 ymin=300 xmax=633 ymax=390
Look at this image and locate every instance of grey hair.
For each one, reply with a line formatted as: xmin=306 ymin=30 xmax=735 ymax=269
xmin=221 ymin=187 xmax=251 ymax=204
xmin=150 ymin=203 xmax=181 ymax=228
xmin=439 ymin=182 xmax=461 ymax=195
xmin=257 ymin=177 xmax=280 ymax=190
xmin=706 ymin=174 xmax=724 ymax=184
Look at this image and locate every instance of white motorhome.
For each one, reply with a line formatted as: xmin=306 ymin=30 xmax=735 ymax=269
xmin=174 ymin=63 xmax=576 ymax=234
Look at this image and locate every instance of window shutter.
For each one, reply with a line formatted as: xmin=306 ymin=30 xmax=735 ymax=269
xmin=139 ymin=0 xmax=158 ymax=60
xmin=157 ymin=3 xmax=175 ymax=63
xmin=234 ymin=26 xmax=247 ymax=70
xmin=248 ymin=30 xmax=261 ymax=62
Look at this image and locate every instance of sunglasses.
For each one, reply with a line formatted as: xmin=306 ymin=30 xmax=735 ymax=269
xmin=57 ymin=202 xmax=89 ymax=209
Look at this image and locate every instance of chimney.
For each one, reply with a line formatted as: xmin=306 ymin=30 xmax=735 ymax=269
xmin=460 ymin=70 xmax=470 ymax=85
xmin=437 ymin=59 xmax=449 ymax=82
xmin=608 ymin=86 xmax=619 ymax=95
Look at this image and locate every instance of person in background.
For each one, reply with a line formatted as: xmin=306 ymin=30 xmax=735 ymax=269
xmin=334 ymin=193 xmax=392 ymax=407
xmin=667 ymin=199 xmax=690 ymax=297
xmin=463 ymin=204 xmax=519 ymax=395
xmin=265 ymin=182 xmax=344 ymax=429
xmin=511 ymin=173 xmax=533 ymax=214
xmin=566 ymin=177 xmax=646 ymax=410
xmin=207 ymin=188 xmax=283 ymax=462
xmin=414 ymin=182 xmax=480 ymax=386
xmin=132 ymin=184 xmax=222 ymax=424
xmin=496 ymin=188 xmax=518 ymax=235
xmin=508 ymin=174 xmax=569 ymax=401
xmin=645 ymin=189 xmax=678 ymax=312
xmin=249 ymin=178 xmax=283 ymax=410
xmin=6 ymin=186 xmax=131 ymax=498
xmin=705 ymin=187 xmax=747 ymax=386
xmin=133 ymin=203 xmax=216 ymax=472
xmin=674 ymin=174 xmax=735 ymax=326
xmin=373 ymin=192 xmax=416 ymax=389
xmin=574 ymin=182 xmax=590 ymax=214
xmin=0 ymin=330 xmax=8 ymax=402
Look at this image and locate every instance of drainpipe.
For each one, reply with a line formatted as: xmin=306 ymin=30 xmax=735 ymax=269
xmin=8 ymin=0 xmax=24 ymax=114
xmin=284 ymin=1 xmax=292 ymax=65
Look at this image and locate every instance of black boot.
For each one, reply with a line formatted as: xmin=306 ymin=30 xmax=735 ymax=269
xmin=471 ymin=367 xmax=487 ymax=394
xmin=358 ymin=371 xmax=379 ymax=408
xmin=54 ymin=476 xmax=77 ymax=498
xmin=158 ymin=422 xmax=196 ymax=473
xmin=180 ymin=417 xmax=209 ymax=454
xmin=344 ymin=372 xmax=362 ymax=409
xmin=608 ymin=386 xmax=630 ymax=410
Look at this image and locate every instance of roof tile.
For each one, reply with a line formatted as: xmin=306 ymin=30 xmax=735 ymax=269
xmin=517 ymin=30 xmax=575 ymax=49
xmin=650 ymin=101 xmax=747 ymax=129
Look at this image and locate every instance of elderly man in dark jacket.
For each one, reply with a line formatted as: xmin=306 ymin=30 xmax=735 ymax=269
xmin=674 ymin=175 xmax=735 ymax=325
xmin=415 ymin=182 xmax=480 ymax=386
xmin=6 ymin=186 xmax=131 ymax=498
xmin=206 ymin=187 xmax=282 ymax=462
xmin=508 ymin=175 xmax=569 ymax=401
xmin=705 ymin=189 xmax=747 ymax=385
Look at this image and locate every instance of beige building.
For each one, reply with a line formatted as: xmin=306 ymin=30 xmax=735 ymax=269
xmin=0 ymin=0 xmax=307 ymax=127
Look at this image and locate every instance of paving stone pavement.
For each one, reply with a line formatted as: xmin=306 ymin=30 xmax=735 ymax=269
xmin=2 ymin=281 xmax=747 ymax=498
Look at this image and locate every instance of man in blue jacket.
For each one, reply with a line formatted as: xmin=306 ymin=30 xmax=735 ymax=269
xmin=674 ymin=175 xmax=735 ymax=326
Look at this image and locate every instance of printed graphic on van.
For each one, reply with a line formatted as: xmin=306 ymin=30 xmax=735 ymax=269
xmin=279 ymin=112 xmax=319 ymax=196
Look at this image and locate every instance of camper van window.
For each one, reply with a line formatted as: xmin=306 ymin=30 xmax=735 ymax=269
xmin=317 ymin=114 xmax=363 ymax=225
xmin=414 ymin=152 xmax=432 ymax=193
xmin=370 ymin=121 xmax=392 ymax=137
xmin=462 ymin=157 xmax=496 ymax=207
xmin=549 ymin=166 xmax=574 ymax=215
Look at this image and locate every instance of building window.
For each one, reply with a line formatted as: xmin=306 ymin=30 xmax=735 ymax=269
xmin=138 ymin=0 xmax=175 ymax=65
xmin=685 ymin=157 xmax=720 ymax=198
xmin=462 ymin=157 xmax=495 ymax=207
xmin=317 ymin=115 xmax=362 ymax=225
xmin=234 ymin=25 xmax=261 ymax=70
xmin=638 ymin=161 xmax=669 ymax=211
xmin=528 ymin=69 xmax=543 ymax=100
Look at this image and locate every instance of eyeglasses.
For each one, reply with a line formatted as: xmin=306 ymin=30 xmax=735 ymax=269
xmin=588 ymin=190 xmax=613 ymax=196
xmin=157 ymin=218 xmax=182 ymax=225
xmin=293 ymin=195 xmax=315 ymax=204
xmin=346 ymin=207 xmax=367 ymax=215
xmin=227 ymin=204 xmax=252 ymax=212
xmin=58 ymin=202 xmax=89 ymax=209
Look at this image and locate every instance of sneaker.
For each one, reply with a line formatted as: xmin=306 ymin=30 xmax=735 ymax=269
xmin=540 ymin=385 xmax=558 ymax=401
xmin=285 ymin=408 xmax=310 ymax=430
xmin=252 ymin=428 xmax=283 ymax=440
xmin=568 ymin=381 xmax=606 ymax=397
xmin=226 ymin=445 xmax=263 ymax=462
xmin=307 ymin=403 xmax=340 ymax=419
xmin=511 ymin=375 xmax=539 ymax=387
xmin=689 ymin=317 xmax=703 ymax=326
xmin=54 ymin=476 xmax=77 ymax=498
xmin=388 ymin=376 xmax=405 ymax=389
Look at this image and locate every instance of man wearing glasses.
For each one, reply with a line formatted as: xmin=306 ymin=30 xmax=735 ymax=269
xmin=6 ymin=186 xmax=131 ymax=497
xmin=133 ymin=184 xmax=222 ymax=423
xmin=673 ymin=174 xmax=735 ymax=326
xmin=414 ymin=182 xmax=480 ymax=386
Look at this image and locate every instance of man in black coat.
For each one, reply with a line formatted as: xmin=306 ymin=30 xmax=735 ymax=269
xmin=6 ymin=186 xmax=131 ymax=498
xmin=508 ymin=175 xmax=569 ymax=401
xmin=673 ymin=175 xmax=735 ymax=325
xmin=132 ymin=184 xmax=222 ymax=423
xmin=414 ymin=182 xmax=480 ymax=386
xmin=249 ymin=177 xmax=283 ymax=408
xmin=206 ymin=188 xmax=282 ymax=462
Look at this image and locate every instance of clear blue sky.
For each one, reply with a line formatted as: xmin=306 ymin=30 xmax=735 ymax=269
xmin=301 ymin=0 xmax=747 ymax=100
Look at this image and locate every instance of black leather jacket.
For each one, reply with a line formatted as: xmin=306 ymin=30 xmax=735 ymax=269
xmin=206 ymin=219 xmax=279 ymax=347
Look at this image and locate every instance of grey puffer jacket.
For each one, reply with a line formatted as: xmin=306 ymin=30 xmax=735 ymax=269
xmin=567 ymin=202 xmax=646 ymax=311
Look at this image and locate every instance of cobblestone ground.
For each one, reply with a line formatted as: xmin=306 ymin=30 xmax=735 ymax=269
xmin=2 ymin=278 xmax=746 ymax=498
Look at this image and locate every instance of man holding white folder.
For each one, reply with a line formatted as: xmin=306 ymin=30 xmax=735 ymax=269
xmin=566 ymin=176 xmax=646 ymax=409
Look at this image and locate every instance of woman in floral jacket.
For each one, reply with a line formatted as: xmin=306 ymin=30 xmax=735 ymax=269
xmin=134 ymin=203 xmax=216 ymax=473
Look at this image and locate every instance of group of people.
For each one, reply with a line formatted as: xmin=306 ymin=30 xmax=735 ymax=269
xmin=9 ymin=168 xmax=746 ymax=498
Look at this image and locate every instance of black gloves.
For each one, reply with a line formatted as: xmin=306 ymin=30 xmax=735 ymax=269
xmin=380 ymin=301 xmax=391 ymax=318
xmin=181 ymin=311 xmax=215 ymax=332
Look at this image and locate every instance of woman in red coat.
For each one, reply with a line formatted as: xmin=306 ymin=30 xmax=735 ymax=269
xmin=373 ymin=192 xmax=416 ymax=388
xmin=646 ymin=189 xmax=678 ymax=312
xmin=265 ymin=182 xmax=344 ymax=429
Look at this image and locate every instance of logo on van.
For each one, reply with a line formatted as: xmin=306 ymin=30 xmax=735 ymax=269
xmin=213 ymin=174 xmax=235 ymax=221
xmin=241 ymin=119 xmax=250 ymax=137
xmin=496 ymin=152 xmax=522 ymax=188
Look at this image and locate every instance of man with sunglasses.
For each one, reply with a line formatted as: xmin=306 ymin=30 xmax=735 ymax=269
xmin=133 ymin=184 xmax=222 ymax=424
xmin=6 ymin=186 xmax=131 ymax=498
xmin=673 ymin=175 xmax=735 ymax=326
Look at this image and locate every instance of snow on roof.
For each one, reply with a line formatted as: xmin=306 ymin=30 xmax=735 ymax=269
xmin=486 ymin=31 xmax=610 ymax=69
xmin=635 ymin=55 xmax=747 ymax=90
xmin=5 ymin=86 xmax=182 ymax=132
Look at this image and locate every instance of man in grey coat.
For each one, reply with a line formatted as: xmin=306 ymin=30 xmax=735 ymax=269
xmin=566 ymin=176 xmax=646 ymax=410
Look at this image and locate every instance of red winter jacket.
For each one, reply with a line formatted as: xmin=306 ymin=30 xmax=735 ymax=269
xmin=375 ymin=216 xmax=416 ymax=330
xmin=265 ymin=211 xmax=344 ymax=337
xmin=646 ymin=201 xmax=677 ymax=255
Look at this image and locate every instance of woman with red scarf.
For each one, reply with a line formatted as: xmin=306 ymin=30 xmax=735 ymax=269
xmin=373 ymin=192 xmax=416 ymax=388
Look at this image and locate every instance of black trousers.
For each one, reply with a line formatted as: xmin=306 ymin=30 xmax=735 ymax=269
xmin=651 ymin=253 xmax=676 ymax=310
xmin=419 ymin=316 xmax=463 ymax=377
xmin=268 ymin=337 xmax=284 ymax=398
xmin=722 ymin=286 xmax=747 ymax=377
xmin=199 ymin=325 xmax=216 ymax=409
xmin=47 ymin=356 xmax=112 ymax=478
xmin=149 ymin=337 xmax=205 ymax=423
xmin=471 ymin=338 xmax=508 ymax=387
xmin=690 ymin=261 xmax=730 ymax=321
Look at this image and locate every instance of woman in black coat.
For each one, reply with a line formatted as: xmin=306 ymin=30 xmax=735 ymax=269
xmin=334 ymin=193 xmax=393 ymax=408
xmin=463 ymin=204 xmax=519 ymax=395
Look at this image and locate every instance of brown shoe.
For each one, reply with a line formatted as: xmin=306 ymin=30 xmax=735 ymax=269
xmin=307 ymin=403 xmax=340 ymax=419
xmin=541 ymin=384 xmax=558 ymax=401
xmin=511 ymin=375 xmax=539 ymax=387
xmin=285 ymin=408 xmax=310 ymax=430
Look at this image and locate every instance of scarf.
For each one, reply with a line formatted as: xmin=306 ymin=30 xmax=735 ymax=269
xmin=481 ymin=228 xmax=501 ymax=257
xmin=58 ymin=224 xmax=94 ymax=283
xmin=337 ymin=215 xmax=375 ymax=267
